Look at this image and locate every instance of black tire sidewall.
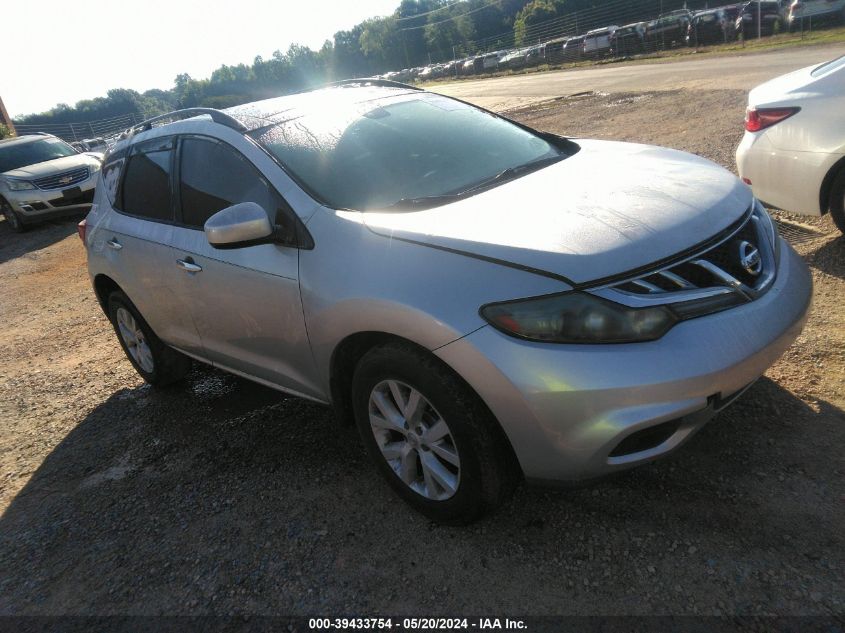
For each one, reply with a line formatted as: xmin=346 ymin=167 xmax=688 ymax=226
xmin=107 ymin=291 xmax=165 ymax=383
xmin=829 ymin=170 xmax=845 ymax=234
xmin=351 ymin=345 xmax=494 ymax=523
xmin=2 ymin=203 xmax=24 ymax=233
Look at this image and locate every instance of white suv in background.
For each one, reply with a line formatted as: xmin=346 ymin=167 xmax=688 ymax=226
xmin=737 ymin=55 xmax=845 ymax=233
xmin=0 ymin=133 xmax=103 ymax=232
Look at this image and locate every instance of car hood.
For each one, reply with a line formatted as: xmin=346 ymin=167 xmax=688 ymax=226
xmin=2 ymin=154 xmax=100 ymax=179
xmin=361 ymin=139 xmax=751 ymax=285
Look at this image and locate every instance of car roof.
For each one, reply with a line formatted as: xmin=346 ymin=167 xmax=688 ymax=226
xmin=111 ymin=83 xmax=433 ymax=157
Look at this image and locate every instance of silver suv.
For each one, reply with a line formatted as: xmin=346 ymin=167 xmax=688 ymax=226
xmin=82 ymin=81 xmax=811 ymax=523
xmin=0 ymin=133 xmax=103 ymax=232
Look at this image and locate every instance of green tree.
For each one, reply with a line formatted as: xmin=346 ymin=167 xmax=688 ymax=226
xmin=514 ymin=0 xmax=563 ymax=45
xmin=15 ymin=0 xmax=581 ymax=128
xmin=360 ymin=16 xmax=404 ymax=70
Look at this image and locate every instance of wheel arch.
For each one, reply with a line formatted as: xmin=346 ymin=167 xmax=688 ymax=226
xmin=329 ymin=331 xmax=424 ymax=426
xmin=819 ymin=155 xmax=845 ymax=215
xmin=328 ymin=330 xmax=523 ymax=477
xmin=92 ymin=274 xmax=123 ymax=317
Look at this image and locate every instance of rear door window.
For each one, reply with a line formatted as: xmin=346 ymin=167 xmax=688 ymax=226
xmin=178 ymin=137 xmax=285 ymax=229
xmin=119 ymin=137 xmax=175 ymax=221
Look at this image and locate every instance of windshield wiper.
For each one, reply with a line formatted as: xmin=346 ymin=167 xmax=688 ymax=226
xmin=377 ymin=154 xmax=565 ymax=212
xmin=460 ymin=155 xmax=564 ymax=195
xmin=378 ymin=194 xmax=467 ymax=211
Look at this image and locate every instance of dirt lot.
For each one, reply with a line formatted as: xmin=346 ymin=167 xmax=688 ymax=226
xmin=0 ymin=88 xmax=843 ymax=617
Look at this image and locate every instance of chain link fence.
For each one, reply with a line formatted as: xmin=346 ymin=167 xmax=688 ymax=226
xmin=12 ymin=112 xmax=147 ymax=143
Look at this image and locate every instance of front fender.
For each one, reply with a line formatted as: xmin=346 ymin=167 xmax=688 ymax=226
xmin=299 ymin=208 xmax=570 ymax=394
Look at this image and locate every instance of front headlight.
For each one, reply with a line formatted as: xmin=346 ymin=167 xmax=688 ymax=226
xmin=6 ymin=179 xmax=36 ymax=191
xmin=480 ymin=292 xmax=678 ymax=344
xmin=753 ymin=198 xmax=780 ymax=260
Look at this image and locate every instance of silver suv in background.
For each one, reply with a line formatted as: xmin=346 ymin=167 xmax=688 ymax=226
xmin=1 ymin=133 xmax=103 ymax=232
xmin=82 ymin=81 xmax=811 ymax=523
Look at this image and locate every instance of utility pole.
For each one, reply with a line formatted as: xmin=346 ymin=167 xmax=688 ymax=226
xmin=0 ymin=96 xmax=17 ymax=136
xmin=757 ymin=0 xmax=762 ymax=39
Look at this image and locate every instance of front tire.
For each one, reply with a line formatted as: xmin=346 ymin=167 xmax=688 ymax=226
xmin=107 ymin=291 xmax=191 ymax=385
xmin=351 ymin=342 xmax=519 ymax=524
xmin=1 ymin=200 xmax=25 ymax=233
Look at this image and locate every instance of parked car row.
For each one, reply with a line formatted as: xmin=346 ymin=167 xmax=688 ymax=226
xmin=395 ymin=0 xmax=845 ymax=81
xmin=71 ymin=137 xmax=110 ymax=154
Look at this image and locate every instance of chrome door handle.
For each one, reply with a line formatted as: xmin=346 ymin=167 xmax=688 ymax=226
xmin=106 ymin=238 xmax=122 ymax=251
xmin=176 ymin=258 xmax=202 ymax=273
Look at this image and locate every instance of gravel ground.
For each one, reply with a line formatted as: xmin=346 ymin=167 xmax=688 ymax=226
xmin=0 ymin=88 xmax=843 ymax=617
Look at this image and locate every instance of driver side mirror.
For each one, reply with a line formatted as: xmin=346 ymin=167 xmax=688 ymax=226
xmin=204 ymin=202 xmax=276 ymax=249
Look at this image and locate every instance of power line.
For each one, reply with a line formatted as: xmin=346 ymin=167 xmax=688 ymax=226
xmin=395 ymin=0 xmax=501 ymax=22
xmin=398 ymin=0 xmax=506 ymax=31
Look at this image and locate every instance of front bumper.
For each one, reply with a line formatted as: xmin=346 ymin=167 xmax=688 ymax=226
xmin=435 ymin=240 xmax=812 ymax=483
xmin=4 ymin=176 xmax=97 ymax=223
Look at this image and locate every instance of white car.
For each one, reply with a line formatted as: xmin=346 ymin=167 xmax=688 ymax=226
xmin=788 ymin=0 xmax=845 ymax=29
xmin=583 ymin=26 xmax=620 ymax=57
xmin=736 ymin=55 xmax=845 ymax=233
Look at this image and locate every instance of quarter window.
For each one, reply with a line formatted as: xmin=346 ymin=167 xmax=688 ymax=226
xmin=120 ymin=139 xmax=174 ymax=221
xmin=178 ymin=138 xmax=283 ymax=228
xmin=101 ymin=147 xmax=127 ymax=207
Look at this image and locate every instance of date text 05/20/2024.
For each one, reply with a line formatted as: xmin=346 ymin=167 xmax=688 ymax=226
xmin=309 ymin=618 xmax=527 ymax=630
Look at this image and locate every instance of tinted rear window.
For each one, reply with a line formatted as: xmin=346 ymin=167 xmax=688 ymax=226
xmin=120 ymin=139 xmax=174 ymax=221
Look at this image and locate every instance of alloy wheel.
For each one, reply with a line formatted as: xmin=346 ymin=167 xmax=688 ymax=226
xmin=368 ymin=380 xmax=460 ymax=501
xmin=116 ymin=307 xmax=155 ymax=373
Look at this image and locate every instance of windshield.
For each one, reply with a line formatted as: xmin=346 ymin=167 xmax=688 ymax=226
xmin=0 ymin=138 xmax=78 ymax=173
xmin=250 ymin=93 xmax=566 ymax=210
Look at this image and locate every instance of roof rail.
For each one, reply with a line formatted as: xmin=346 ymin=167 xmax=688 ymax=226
xmin=129 ymin=108 xmax=247 ymax=135
xmin=326 ymin=78 xmax=423 ymax=92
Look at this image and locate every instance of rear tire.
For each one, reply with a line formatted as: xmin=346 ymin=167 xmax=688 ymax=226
xmin=829 ymin=169 xmax=845 ymax=235
xmin=107 ymin=291 xmax=191 ymax=386
xmin=1 ymin=200 xmax=25 ymax=233
xmin=351 ymin=342 xmax=520 ymax=524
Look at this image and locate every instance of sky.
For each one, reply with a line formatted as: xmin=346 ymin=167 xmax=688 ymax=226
xmin=2 ymin=0 xmax=400 ymax=118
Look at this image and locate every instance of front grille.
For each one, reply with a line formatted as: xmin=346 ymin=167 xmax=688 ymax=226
xmin=598 ymin=204 xmax=778 ymax=315
xmin=49 ymin=188 xmax=94 ymax=208
xmin=33 ymin=166 xmax=90 ymax=190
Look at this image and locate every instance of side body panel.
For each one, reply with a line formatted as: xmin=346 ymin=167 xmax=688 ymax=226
xmin=168 ymin=225 xmax=321 ymax=401
xmin=86 ymin=191 xmax=204 ymax=357
xmin=166 ymin=127 xmax=322 ymax=400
